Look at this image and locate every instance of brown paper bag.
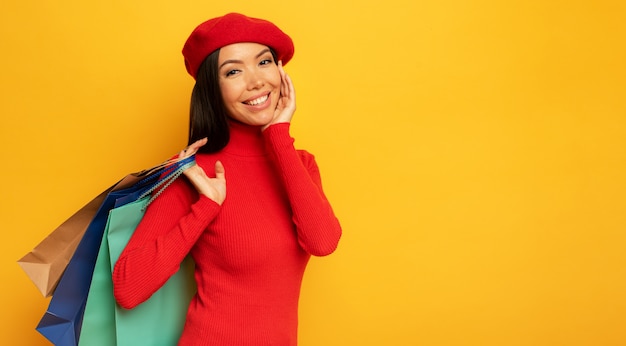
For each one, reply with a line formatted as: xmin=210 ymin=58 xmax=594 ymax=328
xmin=17 ymin=162 xmax=169 ymax=297
xmin=17 ymin=187 xmax=112 ymax=297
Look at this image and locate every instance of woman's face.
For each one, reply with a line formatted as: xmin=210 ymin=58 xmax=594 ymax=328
xmin=217 ymin=42 xmax=281 ymax=126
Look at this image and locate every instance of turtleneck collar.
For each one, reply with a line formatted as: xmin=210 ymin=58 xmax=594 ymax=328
xmin=222 ymin=120 xmax=268 ymax=157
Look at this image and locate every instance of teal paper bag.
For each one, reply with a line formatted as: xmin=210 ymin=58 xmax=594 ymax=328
xmin=107 ymin=196 xmax=196 ymax=346
xmin=79 ymin=195 xmax=196 ymax=346
xmin=78 ymin=221 xmax=117 ymax=346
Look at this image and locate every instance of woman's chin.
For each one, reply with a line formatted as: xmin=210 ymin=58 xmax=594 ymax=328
xmin=229 ymin=116 xmax=273 ymax=127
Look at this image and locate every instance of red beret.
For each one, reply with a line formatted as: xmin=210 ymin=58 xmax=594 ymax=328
xmin=182 ymin=13 xmax=295 ymax=79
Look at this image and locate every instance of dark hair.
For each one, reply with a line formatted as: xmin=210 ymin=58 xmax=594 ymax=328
xmin=188 ymin=49 xmax=230 ymax=153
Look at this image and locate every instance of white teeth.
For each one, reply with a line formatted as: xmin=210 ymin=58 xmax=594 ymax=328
xmin=245 ymin=94 xmax=268 ymax=105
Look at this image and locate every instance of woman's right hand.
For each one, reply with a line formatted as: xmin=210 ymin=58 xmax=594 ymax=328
xmin=179 ymin=138 xmax=226 ymax=205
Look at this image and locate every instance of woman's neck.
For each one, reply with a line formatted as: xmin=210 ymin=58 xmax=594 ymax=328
xmin=222 ymin=120 xmax=267 ymax=157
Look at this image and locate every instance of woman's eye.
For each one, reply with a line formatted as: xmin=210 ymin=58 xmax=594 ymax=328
xmin=225 ymin=69 xmax=239 ymax=76
xmin=260 ymin=58 xmax=274 ymax=66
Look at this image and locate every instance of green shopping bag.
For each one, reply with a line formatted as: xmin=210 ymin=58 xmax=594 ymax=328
xmin=78 ymin=219 xmax=117 ymax=345
xmin=107 ymin=196 xmax=195 ymax=346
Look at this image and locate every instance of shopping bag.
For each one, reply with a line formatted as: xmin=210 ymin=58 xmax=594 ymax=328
xmin=17 ymin=188 xmax=111 ymax=297
xmin=36 ymin=156 xmax=195 ymax=346
xmin=75 ymin=214 xmax=117 ymax=346
xmin=79 ymin=161 xmax=196 ymax=346
xmin=108 ymin=197 xmax=195 ymax=346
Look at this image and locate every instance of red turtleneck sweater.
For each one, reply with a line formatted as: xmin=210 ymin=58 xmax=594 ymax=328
xmin=112 ymin=122 xmax=341 ymax=345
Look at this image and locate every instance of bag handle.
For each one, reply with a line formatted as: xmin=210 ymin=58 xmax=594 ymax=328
xmin=138 ymin=155 xmax=197 ymax=209
xmin=133 ymin=156 xmax=188 ymax=178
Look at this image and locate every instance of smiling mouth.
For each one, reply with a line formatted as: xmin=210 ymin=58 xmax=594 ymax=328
xmin=244 ymin=93 xmax=269 ymax=106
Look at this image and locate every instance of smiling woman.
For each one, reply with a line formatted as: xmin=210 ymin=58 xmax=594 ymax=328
xmin=111 ymin=12 xmax=342 ymax=346
xmin=218 ymin=43 xmax=284 ymax=127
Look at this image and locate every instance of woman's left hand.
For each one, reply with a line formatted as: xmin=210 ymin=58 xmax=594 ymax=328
xmin=263 ymin=60 xmax=295 ymax=131
xmin=179 ymin=138 xmax=227 ymax=205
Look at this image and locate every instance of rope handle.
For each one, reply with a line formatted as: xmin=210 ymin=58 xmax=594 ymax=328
xmin=134 ymin=155 xmax=193 ymax=179
xmin=138 ymin=155 xmax=197 ymax=210
xmin=131 ymin=155 xmax=195 ymax=191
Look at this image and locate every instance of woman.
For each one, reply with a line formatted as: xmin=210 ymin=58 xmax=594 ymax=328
xmin=112 ymin=12 xmax=342 ymax=345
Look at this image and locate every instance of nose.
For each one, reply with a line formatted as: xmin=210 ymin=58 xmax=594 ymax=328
xmin=246 ymin=70 xmax=264 ymax=90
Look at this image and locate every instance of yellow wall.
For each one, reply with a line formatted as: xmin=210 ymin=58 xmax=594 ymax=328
xmin=1 ymin=1 xmax=625 ymax=345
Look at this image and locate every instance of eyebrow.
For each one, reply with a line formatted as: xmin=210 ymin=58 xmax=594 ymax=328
xmin=218 ymin=48 xmax=272 ymax=70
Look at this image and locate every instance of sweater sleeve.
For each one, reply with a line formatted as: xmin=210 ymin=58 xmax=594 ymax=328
xmin=112 ymin=177 xmax=221 ymax=309
xmin=263 ymin=123 xmax=342 ymax=256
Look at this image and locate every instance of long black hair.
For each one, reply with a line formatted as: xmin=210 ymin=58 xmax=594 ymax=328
xmin=188 ymin=49 xmax=230 ymax=153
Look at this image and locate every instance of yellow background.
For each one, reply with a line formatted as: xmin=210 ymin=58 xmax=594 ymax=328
xmin=1 ymin=0 xmax=625 ymax=345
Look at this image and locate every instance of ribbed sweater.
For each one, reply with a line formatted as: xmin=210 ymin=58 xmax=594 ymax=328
xmin=112 ymin=121 xmax=342 ymax=345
